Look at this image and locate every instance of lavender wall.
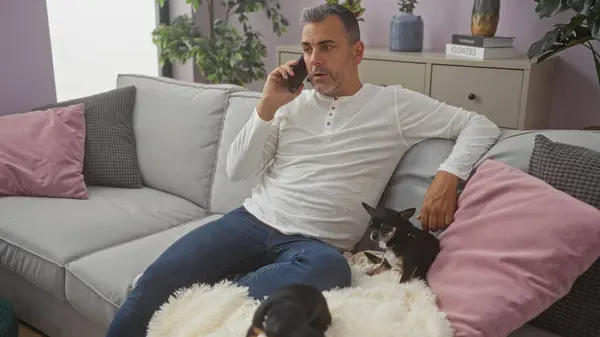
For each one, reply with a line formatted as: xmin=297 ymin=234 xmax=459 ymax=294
xmin=201 ymin=0 xmax=600 ymax=129
xmin=0 ymin=0 xmax=56 ymax=116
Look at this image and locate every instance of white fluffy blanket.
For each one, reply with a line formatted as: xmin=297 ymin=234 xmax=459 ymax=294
xmin=146 ymin=251 xmax=454 ymax=337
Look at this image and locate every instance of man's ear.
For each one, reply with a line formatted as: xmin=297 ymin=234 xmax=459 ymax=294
xmin=362 ymin=202 xmax=375 ymax=215
xmin=398 ymin=208 xmax=416 ymax=220
xmin=353 ymin=41 xmax=365 ymax=63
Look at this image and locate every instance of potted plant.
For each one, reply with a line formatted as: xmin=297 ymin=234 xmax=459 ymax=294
xmin=389 ymin=0 xmax=424 ymax=52
xmin=325 ymin=0 xmax=366 ymax=21
xmin=527 ymin=0 xmax=600 ymax=130
xmin=153 ymin=0 xmax=289 ymax=86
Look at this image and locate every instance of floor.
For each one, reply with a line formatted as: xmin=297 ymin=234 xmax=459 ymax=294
xmin=19 ymin=323 xmax=45 ymax=337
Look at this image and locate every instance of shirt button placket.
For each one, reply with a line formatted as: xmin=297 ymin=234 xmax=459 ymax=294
xmin=326 ymin=103 xmax=335 ymax=132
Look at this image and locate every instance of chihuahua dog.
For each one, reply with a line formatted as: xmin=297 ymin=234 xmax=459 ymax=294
xmin=246 ymin=283 xmax=332 ymax=337
xmin=362 ymin=202 xmax=440 ymax=283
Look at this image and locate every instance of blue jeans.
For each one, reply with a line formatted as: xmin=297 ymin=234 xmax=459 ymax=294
xmin=105 ymin=206 xmax=352 ymax=337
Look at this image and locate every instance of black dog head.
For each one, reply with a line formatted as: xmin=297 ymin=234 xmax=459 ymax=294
xmin=362 ymin=202 xmax=417 ymax=249
xmin=263 ymin=302 xmax=315 ymax=337
xmin=246 ymin=304 xmax=326 ymax=337
xmin=246 ymin=283 xmax=330 ymax=337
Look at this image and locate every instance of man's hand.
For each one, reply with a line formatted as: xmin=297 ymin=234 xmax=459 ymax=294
xmin=418 ymin=170 xmax=459 ymax=232
xmin=257 ymin=59 xmax=305 ymax=122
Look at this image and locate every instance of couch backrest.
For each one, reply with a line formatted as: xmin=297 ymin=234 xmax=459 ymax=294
xmin=118 ymin=73 xmax=600 ymax=252
xmin=116 ymin=74 xmax=246 ymax=209
xmin=210 ymin=91 xmax=263 ymax=214
xmin=379 ymin=129 xmax=600 ymax=237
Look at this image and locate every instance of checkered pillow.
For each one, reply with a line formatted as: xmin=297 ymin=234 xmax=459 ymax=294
xmin=35 ymin=86 xmax=142 ymax=188
xmin=528 ymin=134 xmax=600 ymax=337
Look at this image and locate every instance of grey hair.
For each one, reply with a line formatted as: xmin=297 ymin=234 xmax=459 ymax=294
xmin=299 ymin=4 xmax=360 ymax=44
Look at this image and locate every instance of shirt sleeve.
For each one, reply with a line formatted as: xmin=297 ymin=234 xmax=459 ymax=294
xmin=394 ymin=86 xmax=501 ymax=181
xmin=226 ymin=108 xmax=281 ymax=182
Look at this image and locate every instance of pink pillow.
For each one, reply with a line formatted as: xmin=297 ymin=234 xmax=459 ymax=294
xmin=427 ymin=159 xmax=600 ymax=337
xmin=0 ymin=103 xmax=88 ymax=199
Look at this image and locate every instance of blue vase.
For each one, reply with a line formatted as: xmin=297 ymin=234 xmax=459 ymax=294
xmin=389 ymin=12 xmax=424 ymax=52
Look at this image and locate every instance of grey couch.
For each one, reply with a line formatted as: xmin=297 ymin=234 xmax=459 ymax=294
xmin=1 ymin=74 xmax=598 ymax=337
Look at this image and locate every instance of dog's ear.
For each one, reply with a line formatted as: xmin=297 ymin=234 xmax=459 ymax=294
xmin=398 ymin=208 xmax=416 ymax=220
xmin=245 ymin=326 xmax=263 ymax=337
xmin=362 ymin=202 xmax=375 ymax=215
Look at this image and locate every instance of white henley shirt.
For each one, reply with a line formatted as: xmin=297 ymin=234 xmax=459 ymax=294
xmin=226 ymin=84 xmax=500 ymax=251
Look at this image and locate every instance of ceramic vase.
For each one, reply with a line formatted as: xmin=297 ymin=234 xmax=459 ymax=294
xmin=471 ymin=0 xmax=501 ymax=37
xmin=389 ymin=11 xmax=424 ymax=52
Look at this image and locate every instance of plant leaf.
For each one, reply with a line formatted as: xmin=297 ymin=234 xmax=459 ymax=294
xmin=528 ymin=29 xmax=561 ymax=59
xmin=565 ymin=0 xmax=595 ymax=14
xmin=152 ymin=1 xmax=288 ymax=86
xmin=594 ymin=53 xmax=600 ymax=88
xmin=592 ymin=15 xmax=600 ymax=39
xmin=535 ymin=0 xmax=571 ymax=18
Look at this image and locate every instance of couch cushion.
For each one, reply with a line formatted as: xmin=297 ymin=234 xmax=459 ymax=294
xmin=35 ymin=86 xmax=142 ymax=189
xmin=116 ymin=74 xmax=246 ymax=208
xmin=526 ymin=134 xmax=600 ymax=337
xmin=210 ymin=91 xmax=262 ymax=214
xmin=477 ymin=130 xmax=600 ymax=172
xmin=0 ymin=186 xmax=205 ymax=301
xmin=64 ymin=215 xmax=221 ymax=329
xmin=529 ymin=134 xmax=600 ymax=208
xmin=509 ymin=325 xmax=562 ymax=337
xmin=0 ymin=103 xmax=87 ymax=199
xmin=427 ymin=159 xmax=600 ymax=337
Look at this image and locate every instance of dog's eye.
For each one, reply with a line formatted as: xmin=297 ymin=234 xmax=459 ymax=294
xmin=381 ymin=225 xmax=393 ymax=232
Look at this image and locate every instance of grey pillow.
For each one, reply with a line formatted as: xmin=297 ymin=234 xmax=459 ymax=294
xmin=35 ymin=86 xmax=142 ymax=188
xmin=528 ymin=134 xmax=600 ymax=337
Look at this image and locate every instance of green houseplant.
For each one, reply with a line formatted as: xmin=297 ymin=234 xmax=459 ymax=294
xmin=153 ymin=0 xmax=289 ymax=86
xmin=528 ymin=0 xmax=600 ymax=88
xmin=325 ymin=0 xmax=366 ymax=21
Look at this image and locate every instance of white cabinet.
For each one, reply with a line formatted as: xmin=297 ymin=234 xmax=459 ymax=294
xmin=277 ymin=45 xmax=558 ymax=130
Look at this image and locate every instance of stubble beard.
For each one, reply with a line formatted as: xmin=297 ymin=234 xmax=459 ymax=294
xmin=313 ymin=72 xmax=342 ymax=97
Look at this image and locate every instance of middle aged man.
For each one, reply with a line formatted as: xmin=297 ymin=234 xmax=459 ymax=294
xmin=105 ymin=4 xmax=500 ymax=337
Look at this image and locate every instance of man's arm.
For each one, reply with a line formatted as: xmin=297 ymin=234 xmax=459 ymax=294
xmin=227 ymin=58 xmax=305 ymax=182
xmin=394 ymin=86 xmax=501 ymax=231
xmin=395 ymin=86 xmax=500 ymax=180
xmin=226 ymin=107 xmax=281 ymax=182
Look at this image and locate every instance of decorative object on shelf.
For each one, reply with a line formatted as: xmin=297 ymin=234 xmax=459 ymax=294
xmin=152 ymin=0 xmax=289 ymax=86
xmin=325 ymin=0 xmax=366 ymax=21
xmin=471 ymin=0 xmax=501 ymax=37
xmin=527 ymin=0 xmax=600 ymax=131
xmin=390 ymin=0 xmax=423 ymax=52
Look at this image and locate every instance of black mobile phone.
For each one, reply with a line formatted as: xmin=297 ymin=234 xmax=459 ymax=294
xmin=287 ymin=56 xmax=308 ymax=93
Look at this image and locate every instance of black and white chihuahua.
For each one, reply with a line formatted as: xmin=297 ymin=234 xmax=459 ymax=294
xmin=362 ymin=202 xmax=441 ymax=283
xmin=246 ymin=283 xmax=332 ymax=337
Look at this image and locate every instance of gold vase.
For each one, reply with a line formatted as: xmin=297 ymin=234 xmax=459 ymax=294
xmin=471 ymin=0 xmax=500 ymax=37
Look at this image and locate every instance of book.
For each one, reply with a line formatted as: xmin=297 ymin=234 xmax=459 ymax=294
xmin=451 ymin=34 xmax=515 ymax=48
xmin=445 ymin=43 xmax=518 ymax=60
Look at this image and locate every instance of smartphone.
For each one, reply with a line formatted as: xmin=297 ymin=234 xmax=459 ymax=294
xmin=287 ymin=56 xmax=308 ymax=93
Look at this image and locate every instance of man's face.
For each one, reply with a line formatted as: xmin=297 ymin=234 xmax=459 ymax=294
xmin=301 ymin=15 xmax=363 ymax=96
